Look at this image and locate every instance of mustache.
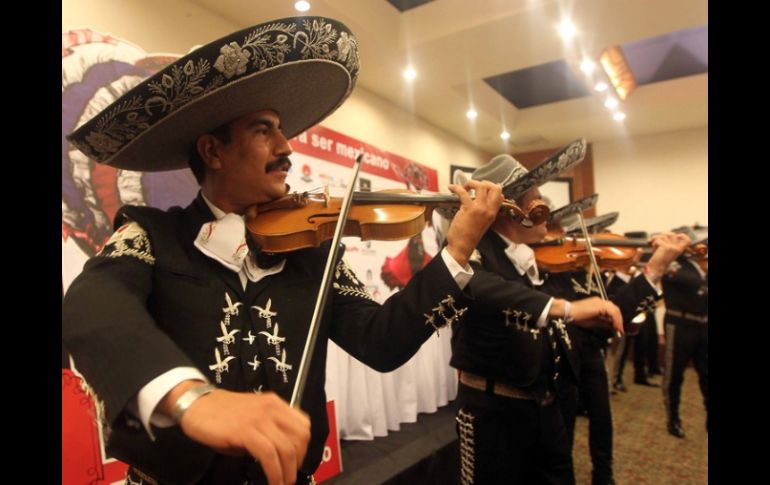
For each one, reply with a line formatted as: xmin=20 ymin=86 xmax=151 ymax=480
xmin=265 ymin=156 xmax=293 ymax=173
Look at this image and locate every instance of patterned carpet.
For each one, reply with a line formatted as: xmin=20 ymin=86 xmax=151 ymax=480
xmin=572 ymin=366 xmax=708 ymax=485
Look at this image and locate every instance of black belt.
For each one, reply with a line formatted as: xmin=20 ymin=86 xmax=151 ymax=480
xmin=666 ymin=308 xmax=708 ymax=324
xmin=459 ymin=371 xmax=554 ymax=405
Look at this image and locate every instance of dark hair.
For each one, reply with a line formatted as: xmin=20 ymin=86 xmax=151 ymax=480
xmin=187 ymin=122 xmax=233 ymax=185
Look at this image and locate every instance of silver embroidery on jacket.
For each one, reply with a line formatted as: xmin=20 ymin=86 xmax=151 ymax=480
xmin=333 ymin=259 xmax=374 ymax=301
xmin=636 ymin=295 xmax=658 ymax=314
xmin=552 ymin=318 xmax=572 ymax=349
xmin=456 ymin=409 xmax=476 ymax=485
xmin=252 ymin=298 xmax=277 ymax=328
xmin=424 ymin=295 xmax=467 ymax=335
xmin=97 ymin=221 xmax=155 ymax=264
xmin=268 ymin=349 xmax=293 ymax=383
xmin=222 ymin=292 xmax=243 ymax=327
xmin=208 ymin=347 xmax=236 ymax=384
xmin=502 ymin=308 xmax=539 ymax=340
xmin=216 ymin=320 xmax=240 ymax=356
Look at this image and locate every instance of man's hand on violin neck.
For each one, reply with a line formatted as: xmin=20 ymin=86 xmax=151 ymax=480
xmin=445 ymin=181 xmax=503 ymax=267
xmin=646 ymin=232 xmax=692 ymax=278
xmin=568 ymin=297 xmax=623 ymax=333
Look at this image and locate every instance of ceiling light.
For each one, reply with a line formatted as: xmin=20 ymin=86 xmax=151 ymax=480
xmin=500 ymin=131 xmax=511 ymax=141
xmin=594 ymin=82 xmax=608 ymax=92
xmin=403 ymin=67 xmax=417 ymax=81
xmin=580 ymin=59 xmax=596 ymax=74
xmin=294 ymin=1 xmax=310 ymax=12
xmin=604 ymin=97 xmax=618 ymax=109
xmin=613 ymin=112 xmax=626 ymax=121
xmin=600 ymin=46 xmax=636 ymax=101
xmin=466 ymin=109 xmax=478 ymax=119
xmin=558 ymin=20 xmax=576 ymax=41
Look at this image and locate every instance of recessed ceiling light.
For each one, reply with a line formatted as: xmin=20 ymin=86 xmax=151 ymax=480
xmin=294 ymin=1 xmax=310 ymax=12
xmin=613 ymin=112 xmax=626 ymax=121
xmin=500 ymin=131 xmax=511 ymax=141
xmin=466 ymin=109 xmax=478 ymax=119
xmin=403 ymin=67 xmax=417 ymax=81
xmin=580 ymin=59 xmax=596 ymax=74
xmin=558 ymin=20 xmax=576 ymax=41
xmin=594 ymin=82 xmax=608 ymax=92
xmin=604 ymin=97 xmax=619 ymax=109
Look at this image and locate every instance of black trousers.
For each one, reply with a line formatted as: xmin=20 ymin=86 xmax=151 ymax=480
xmin=663 ymin=322 xmax=708 ymax=424
xmin=632 ymin=313 xmax=659 ymax=380
xmin=565 ymin=334 xmax=614 ymax=485
xmin=613 ymin=313 xmax=657 ymax=383
xmin=455 ymin=383 xmax=575 ymax=485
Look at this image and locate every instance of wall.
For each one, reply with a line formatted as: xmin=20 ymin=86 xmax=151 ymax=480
xmin=592 ymin=126 xmax=708 ymax=235
xmin=62 ymin=0 xmax=489 ymax=190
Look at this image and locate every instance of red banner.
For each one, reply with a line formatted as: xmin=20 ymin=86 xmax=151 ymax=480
xmin=313 ymin=401 xmax=343 ymax=483
xmin=292 ymin=125 xmax=439 ymax=192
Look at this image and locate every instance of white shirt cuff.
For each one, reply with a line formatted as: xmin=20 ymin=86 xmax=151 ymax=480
xmin=640 ymin=273 xmax=663 ymax=296
xmin=134 ymin=367 xmax=208 ymax=439
xmin=440 ymin=247 xmax=474 ymax=290
xmin=537 ymin=298 xmax=554 ymax=328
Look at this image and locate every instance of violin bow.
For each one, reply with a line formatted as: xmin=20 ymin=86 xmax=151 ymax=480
xmin=290 ymin=154 xmax=364 ymax=408
xmin=573 ymin=211 xmax=625 ymax=338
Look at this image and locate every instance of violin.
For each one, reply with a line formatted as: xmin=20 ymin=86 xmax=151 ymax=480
xmin=532 ymin=232 xmax=708 ymax=273
xmin=245 ymin=189 xmax=550 ymax=253
xmin=532 ymin=232 xmax=644 ymax=272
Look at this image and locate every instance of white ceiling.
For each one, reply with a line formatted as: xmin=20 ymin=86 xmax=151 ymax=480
xmin=189 ymin=0 xmax=708 ymax=154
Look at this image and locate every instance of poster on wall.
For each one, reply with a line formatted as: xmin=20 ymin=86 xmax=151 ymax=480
xmin=62 ymin=29 xmax=444 ymax=485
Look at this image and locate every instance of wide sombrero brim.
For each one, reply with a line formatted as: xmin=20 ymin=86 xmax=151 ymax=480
xmin=501 ymin=138 xmax=587 ymax=201
xmin=549 ymin=193 xmax=599 ymax=222
xmin=66 ymin=17 xmax=360 ymax=172
xmin=563 ymin=211 xmax=619 ymax=234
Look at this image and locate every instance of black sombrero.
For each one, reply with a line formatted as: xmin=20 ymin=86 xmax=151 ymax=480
xmin=549 ymin=193 xmax=599 ymax=223
xmin=464 ymin=139 xmax=587 ymax=201
xmin=66 ymin=17 xmax=360 ymax=172
xmin=563 ymin=211 xmax=619 ymax=234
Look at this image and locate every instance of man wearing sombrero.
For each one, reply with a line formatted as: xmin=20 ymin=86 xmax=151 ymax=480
xmin=449 ymin=153 xmax=689 ymax=484
xmin=63 ymin=17 xmax=503 ymax=485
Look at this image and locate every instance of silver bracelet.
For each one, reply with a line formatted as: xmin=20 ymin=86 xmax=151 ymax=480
xmin=172 ymin=383 xmax=217 ymax=424
xmin=563 ymin=301 xmax=573 ymax=323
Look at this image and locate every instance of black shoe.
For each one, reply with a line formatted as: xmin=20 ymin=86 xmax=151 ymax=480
xmin=634 ymin=378 xmax=660 ymax=387
xmin=668 ymin=421 xmax=685 ymax=438
xmin=612 ymin=381 xmax=628 ymax=392
xmin=592 ymin=480 xmax=615 ymax=485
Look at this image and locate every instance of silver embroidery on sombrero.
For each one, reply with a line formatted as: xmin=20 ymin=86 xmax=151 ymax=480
xmin=503 ymin=139 xmax=587 ymax=200
xmin=97 ymin=221 xmax=155 ymax=264
xmin=333 ymin=259 xmax=374 ymax=300
xmin=71 ymin=19 xmax=360 ymax=163
xmin=456 ymin=409 xmax=476 ymax=485
xmin=502 ymin=308 xmax=539 ymax=340
xmin=424 ymin=295 xmax=467 ymax=335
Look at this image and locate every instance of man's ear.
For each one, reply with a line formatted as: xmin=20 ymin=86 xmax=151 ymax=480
xmin=197 ymin=134 xmax=222 ymax=169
